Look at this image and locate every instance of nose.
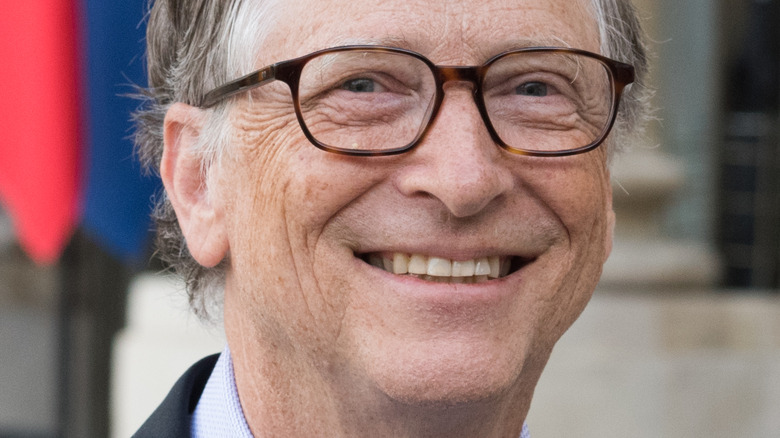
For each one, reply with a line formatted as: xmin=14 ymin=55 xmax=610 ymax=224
xmin=396 ymin=86 xmax=514 ymax=218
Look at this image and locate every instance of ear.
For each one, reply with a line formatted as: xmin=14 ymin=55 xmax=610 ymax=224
xmin=161 ymin=102 xmax=229 ymax=268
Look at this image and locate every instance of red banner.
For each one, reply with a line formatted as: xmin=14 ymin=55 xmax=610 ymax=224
xmin=0 ymin=1 xmax=82 ymax=264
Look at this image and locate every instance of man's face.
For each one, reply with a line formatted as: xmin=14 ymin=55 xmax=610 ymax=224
xmin=212 ymin=0 xmax=612 ymax=405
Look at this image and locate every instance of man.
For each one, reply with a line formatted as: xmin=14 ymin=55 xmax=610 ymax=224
xmin=133 ymin=0 xmax=649 ymax=436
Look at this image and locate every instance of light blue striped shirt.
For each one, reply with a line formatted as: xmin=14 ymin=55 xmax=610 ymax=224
xmin=191 ymin=347 xmax=253 ymax=437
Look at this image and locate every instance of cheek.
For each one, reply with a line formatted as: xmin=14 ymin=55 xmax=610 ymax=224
xmin=533 ymin=164 xmax=610 ymax=237
xmin=543 ymin=167 xmax=612 ymax=281
xmin=218 ymin=108 xmax=308 ymax=306
xmin=223 ymin=101 xmax=340 ymax=242
xmin=221 ymin=106 xmax=395 ymax=340
xmin=520 ymin=157 xmax=612 ymax=333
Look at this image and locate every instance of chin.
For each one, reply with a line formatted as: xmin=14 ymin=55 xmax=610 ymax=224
xmin=362 ymin=337 xmax=538 ymax=408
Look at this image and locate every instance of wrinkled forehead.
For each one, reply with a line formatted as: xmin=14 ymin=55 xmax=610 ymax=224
xmin=258 ymin=0 xmax=599 ymax=65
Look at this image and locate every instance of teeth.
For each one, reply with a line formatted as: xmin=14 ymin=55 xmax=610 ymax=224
xmin=474 ymin=257 xmax=491 ymax=276
xmin=451 ymin=259 xmax=475 ymax=277
xmin=408 ymin=254 xmax=427 ymax=275
xmin=370 ymin=253 xmax=510 ymax=280
xmin=393 ymin=253 xmax=408 ymax=274
xmin=488 ymin=257 xmax=500 ymax=279
xmin=427 ymin=257 xmax=452 ymax=276
xmin=382 ymin=257 xmax=393 ymax=272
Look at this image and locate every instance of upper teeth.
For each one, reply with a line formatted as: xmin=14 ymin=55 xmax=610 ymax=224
xmin=368 ymin=253 xmax=509 ymax=279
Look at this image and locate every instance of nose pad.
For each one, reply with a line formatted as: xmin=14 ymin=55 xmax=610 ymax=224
xmin=441 ymin=80 xmax=476 ymax=93
xmin=397 ymin=88 xmax=513 ymax=218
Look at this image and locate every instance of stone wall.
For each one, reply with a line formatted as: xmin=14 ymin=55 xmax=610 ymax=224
xmin=528 ymin=288 xmax=780 ymax=437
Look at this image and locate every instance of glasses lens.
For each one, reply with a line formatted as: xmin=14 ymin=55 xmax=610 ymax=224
xmin=297 ymin=49 xmax=436 ymax=153
xmin=483 ymin=51 xmax=613 ymax=153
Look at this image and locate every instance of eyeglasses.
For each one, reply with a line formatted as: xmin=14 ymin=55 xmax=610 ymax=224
xmin=198 ymin=45 xmax=635 ymax=157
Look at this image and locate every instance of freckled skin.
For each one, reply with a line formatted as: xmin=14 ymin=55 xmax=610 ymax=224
xmin=164 ymin=0 xmax=614 ymax=436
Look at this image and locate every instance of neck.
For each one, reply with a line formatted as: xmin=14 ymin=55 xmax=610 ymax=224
xmin=228 ymin=335 xmax=537 ymax=438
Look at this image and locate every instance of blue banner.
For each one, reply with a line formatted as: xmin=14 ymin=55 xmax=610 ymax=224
xmin=82 ymin=1 xmax=160 ymax=263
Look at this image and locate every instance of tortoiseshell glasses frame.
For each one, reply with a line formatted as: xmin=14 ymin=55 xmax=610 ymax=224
xmin=198 ymin=45 xmax=635 ymax=157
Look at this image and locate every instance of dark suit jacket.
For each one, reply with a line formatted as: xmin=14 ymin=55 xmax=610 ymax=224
xmin=132 ymin=354 xmax=220 ymax=438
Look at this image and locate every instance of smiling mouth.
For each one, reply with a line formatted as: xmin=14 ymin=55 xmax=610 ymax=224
xmin=360 ymin=253 xmax=531 ymax=284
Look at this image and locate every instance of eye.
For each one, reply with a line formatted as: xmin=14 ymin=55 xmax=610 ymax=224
xmin=515 ymin=81 xmax=549 ymax=97
xmin=340 ymin=78 xmax=377 ymax=93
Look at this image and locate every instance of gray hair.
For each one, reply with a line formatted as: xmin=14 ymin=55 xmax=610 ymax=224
xmin=134 ymin=0 xmax=652 ymax=321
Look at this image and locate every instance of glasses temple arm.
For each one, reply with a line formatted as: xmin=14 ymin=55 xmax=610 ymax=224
xmin=198 ymin=65 xmax=277 ymax=108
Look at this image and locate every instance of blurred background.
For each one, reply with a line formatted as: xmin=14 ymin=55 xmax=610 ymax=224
xmin=0 ymin=0 xmax=778 ymax=437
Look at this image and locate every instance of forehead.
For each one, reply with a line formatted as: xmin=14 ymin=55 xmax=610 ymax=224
xmin=259 ymin=0 xmax=600 ymax=64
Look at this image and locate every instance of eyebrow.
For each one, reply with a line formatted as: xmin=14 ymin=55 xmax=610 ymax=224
xmin=323 ymin=35 xmax=579 ymax=63
xmin=328 ymin=36 xmax=415 ymax=49
xmin=331 ymin=34 xmax=571 ymax=47
xmin=484 ymin=36 xmax=574 ymax=53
